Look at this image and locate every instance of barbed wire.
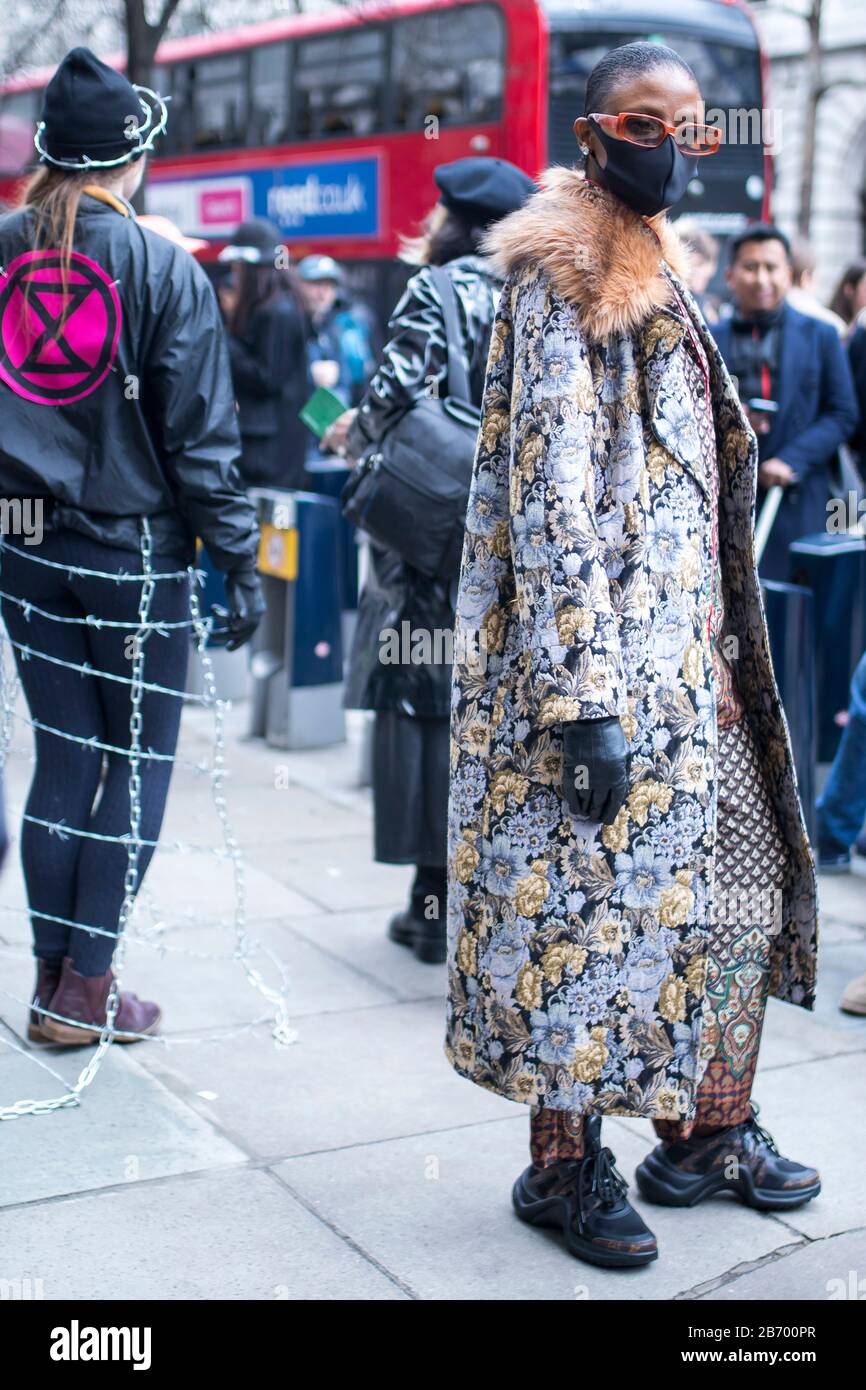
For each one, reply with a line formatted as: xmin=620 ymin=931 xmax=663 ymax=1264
xmin=0 ymin=541 xmax=197 ymax=582
xmin=2 ymin=632 xmax=211 ymax=702
xmin=0 ymin=584 xmax=199 ymax=629
xmin=19 ymin=811 xmax=244 ymax=854
xmin=3 ymin=706 xmax=215 ymax=770
xmin=0 ymin=526 xmax=297 ymax=1122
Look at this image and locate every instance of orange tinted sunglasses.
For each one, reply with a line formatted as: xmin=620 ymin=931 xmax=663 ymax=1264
xmin=588 ymin=111 xmax=722 ymax=155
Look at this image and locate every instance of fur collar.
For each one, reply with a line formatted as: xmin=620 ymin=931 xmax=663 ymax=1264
xmin=480 ymin=165 xmax=691 ymax=342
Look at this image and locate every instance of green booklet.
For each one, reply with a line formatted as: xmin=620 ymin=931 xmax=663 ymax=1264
xmin=299 ymin=386 xmax=346 ymax=438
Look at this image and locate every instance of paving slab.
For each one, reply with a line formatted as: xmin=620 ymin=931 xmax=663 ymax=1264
xmin=137 ymin=996 xmax=514 ymax=1159
xmin=756 ymin=990 xmax=866 ymax=1073
xmin=246 ymin=832 xmax=414 ymax=912
xmin=817 ymin=872 xmax=866 ymax=931
xmin=139 ymin=842 xmax=320 ymax=921
xmin=803 ymin=939 xmax=866 ymax=1039
xmin=0 ymin=921 xmax=395 ymax=1045
xmin=159 ymin=774 xmax=371 ymax=848
xmin=0 ymin=1168 xmax=407 ymax=1300
xmin=282 ymin=905 xmax=446 ymax=1003
xmin=699 ymin=1227 xmax=866 ymax=1301
xmin=0 ymin=846 xmax=321 ymax=942
xmin=0 ymin=1045 xmax=244 ymax=1207
xmin=273 ymin=1116 xmax=799 ymax=1301
xmin=181 ymin=706 xmax=371 ymax=806
xmin=2 ymin=691 xmax=863 ymax=1301
xmin=816 ymin=913 xmax=866 ymax=947
xmin=746 ymin=1053 xmax=866 ymax=1241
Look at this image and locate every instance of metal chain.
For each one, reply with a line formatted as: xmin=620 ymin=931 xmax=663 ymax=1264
xmin=0 ymin=521 xmax=155 ymax=1117
xmin=74 ymin=516 xmax=155 ymax=1085
xmin=0 ymin=531 xmax=295 ymax=1121
xmin=188 ymin=574 xmax=295 ymax=1048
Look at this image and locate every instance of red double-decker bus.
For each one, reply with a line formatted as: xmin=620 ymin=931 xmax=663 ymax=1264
xmin=0 ymin=0 xmax=770 ymax=321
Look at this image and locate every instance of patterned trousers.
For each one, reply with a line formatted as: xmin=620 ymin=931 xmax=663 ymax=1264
xmin=530 ymin=717 xmax=790 ymax=1167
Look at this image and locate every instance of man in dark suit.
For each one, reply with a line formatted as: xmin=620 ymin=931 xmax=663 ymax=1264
xmin=847 ymin=319 xmax=866 ymax=472
xmin=712 ymin=224 xmax=857 ymax=581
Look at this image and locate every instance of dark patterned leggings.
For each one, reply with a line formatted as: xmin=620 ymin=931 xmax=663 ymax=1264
xmin=530 ymin=717 xmax=790 ymax=1167
xmin=0 ymin=532 xmax=191 ymax=977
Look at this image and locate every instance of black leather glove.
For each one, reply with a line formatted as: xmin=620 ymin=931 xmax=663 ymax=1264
xmin=562 ymin=716 xmax=630 ymax=823
xmin=210 ymin=567 xmax=266 ymax=651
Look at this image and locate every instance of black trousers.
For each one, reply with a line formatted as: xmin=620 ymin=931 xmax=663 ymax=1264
xmin=372 ymin=710 xmax=449 ymax=867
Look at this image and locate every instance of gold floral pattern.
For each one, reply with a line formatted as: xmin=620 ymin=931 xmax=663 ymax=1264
xmin=444 ymin=208 xmax=818 ymax=1121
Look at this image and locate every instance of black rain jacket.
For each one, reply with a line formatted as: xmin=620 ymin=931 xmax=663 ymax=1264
xmin=226 ymin=291 xmax=312 ymax=491
xmin=343 ymin=252 xmax=503 ymax=717
xmin=0 ymin=193 xmax=258 ymax=571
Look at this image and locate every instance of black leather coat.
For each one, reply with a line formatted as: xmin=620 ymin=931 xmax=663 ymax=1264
xmin=0 ymin=194 xmax=258 ymax=571
xmin=227 ymin=292 xmax=312 ymax=492
xmin=344 ymin=253 xmax=504 ymax=717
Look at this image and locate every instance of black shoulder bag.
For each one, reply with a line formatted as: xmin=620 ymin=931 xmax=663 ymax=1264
xmin=340 ymin=265 xmax=481 ymax=580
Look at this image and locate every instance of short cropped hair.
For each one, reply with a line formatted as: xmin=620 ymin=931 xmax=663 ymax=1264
xmin=729 ymin=222 xmax=791 ymax=264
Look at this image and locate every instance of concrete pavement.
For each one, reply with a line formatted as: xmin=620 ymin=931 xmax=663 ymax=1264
xmin=1 ymin=699 xmax=864 ymax=1302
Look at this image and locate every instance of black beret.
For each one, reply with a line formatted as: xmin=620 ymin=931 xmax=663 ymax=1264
xmin=434 ymin=157 xmax=537 ymax=227
xmin=39 ymin=47 xmax=145 ymax=165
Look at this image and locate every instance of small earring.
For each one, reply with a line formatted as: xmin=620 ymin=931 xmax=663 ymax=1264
xmin=580 ymin=145 xmax=590 ymax=156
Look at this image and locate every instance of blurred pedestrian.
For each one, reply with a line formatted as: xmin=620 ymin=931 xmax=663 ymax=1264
xmin=219 ymin=219 xmax=311 ymax=491
xmin=0 ymin=770 xmax=7 ymax=875
xmin=712 ymin=224 xmax=857 ymax=581
xmin=847 ymin=317 xmax=866 ymax=475
xmin=0 ymin=48 xmax=263 ymax=1045
xmin=297 ymin=254 xmax=347 ymax=403
xmin=817 ymin=647 xmax=866 ymax=869
xmin=788 ymin=236 xmax=847 ymax=335
xmin=135 ymin=212 xmax=208 ymax=257
xmin=332 ymin=283 xmax=378 ymax=408
xmin=324 ymin=157 xmax=536 ymax=965
xmin=828 ymin=259 xmax=866 ymax=331
xmin=446 ymin=44 xmax=821 ymax=1269
xmin=815 ymin=647 xmax=866 ymax=1012
xmin=297 ymin=252 xmax=377 ymax=414
xmin=675 ymin=217 xmax=720 ymax=322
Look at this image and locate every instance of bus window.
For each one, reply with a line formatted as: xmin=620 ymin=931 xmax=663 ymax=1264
xmin=169 ymin=53 xmax=248 ymax=152
xmin=547 ymin=29 xmax=761 ymax=169
xmin=390 ymin=5 xmax=505 ymax=132
xmin=250 ymin=43 xmax=291 ymax=147
xmin=664 ymin=37 xmax=761 ymax=108
xmin=293 ymin=28 xmax=387 ymax=139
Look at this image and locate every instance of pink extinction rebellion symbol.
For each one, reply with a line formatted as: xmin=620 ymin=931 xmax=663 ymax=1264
xmin=0 ymin=249 xmax=122 ymax=406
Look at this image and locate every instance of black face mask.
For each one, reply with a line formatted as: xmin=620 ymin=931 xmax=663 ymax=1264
xmin=589 ymin=121 xmax=698 ymax=217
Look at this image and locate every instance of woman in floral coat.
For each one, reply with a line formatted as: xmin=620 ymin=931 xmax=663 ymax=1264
xmin=445 ymin=42 xmax=821 ymax=1269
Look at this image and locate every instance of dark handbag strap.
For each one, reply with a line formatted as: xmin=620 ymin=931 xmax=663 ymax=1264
xmin=428 ymin=265 xmax=472 ymax=404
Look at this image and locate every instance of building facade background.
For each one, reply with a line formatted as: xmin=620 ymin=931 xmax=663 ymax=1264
xmin=755 ymin=0 xmax=866 ymax=299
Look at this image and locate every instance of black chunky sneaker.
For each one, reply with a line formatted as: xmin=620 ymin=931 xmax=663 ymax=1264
xmin=512 ymin=1116 xmax=658 ymax=1268
xmin=635 ymin=1104 xmax=821 ymax=1211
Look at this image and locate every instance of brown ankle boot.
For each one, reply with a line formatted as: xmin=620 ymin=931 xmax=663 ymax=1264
xmin=28 ymin=958 xmax=64 ymax=1042
xmin=39 ymin=957 xmax=162 ymax=1045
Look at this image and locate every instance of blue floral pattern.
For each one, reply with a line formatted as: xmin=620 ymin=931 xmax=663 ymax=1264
xmin=444 ymin=243 xmax=818 ymax=1121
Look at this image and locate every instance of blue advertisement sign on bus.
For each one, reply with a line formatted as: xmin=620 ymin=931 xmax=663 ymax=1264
xmin=149 ymin=154 xmax=381 ymax=241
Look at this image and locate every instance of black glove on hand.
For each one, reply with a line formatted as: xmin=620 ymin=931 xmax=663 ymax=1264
xmin=211 ymin=567 xmax=266 ymax=651
xmin=562 ymin=716 xmax=630 ymax=823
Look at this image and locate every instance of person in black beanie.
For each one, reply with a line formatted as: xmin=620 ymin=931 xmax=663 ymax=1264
xmin=0 ymin=48 xmax=263 ymax=1045
xmin=218 ymin=219 xmax=312 ymax=490
xmin=33 ymin=45 xmax=164 ymax=169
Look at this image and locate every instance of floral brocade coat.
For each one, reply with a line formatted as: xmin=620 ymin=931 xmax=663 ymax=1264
xmin=444 ymin=168 xmax=818 ymax=1122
